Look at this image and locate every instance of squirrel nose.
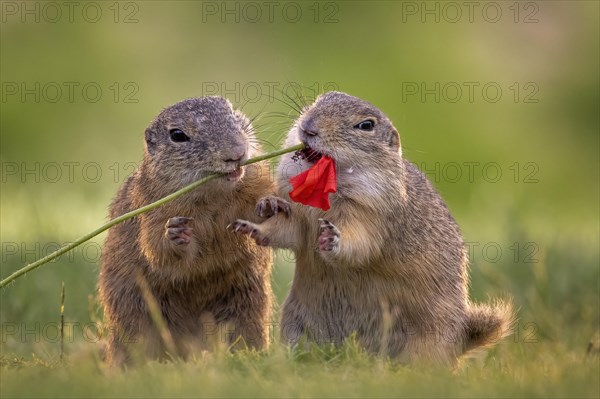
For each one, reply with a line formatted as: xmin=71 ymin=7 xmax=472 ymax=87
xmin=300 ymin=119 xmax=319 ymax=136
xmin=223 ymin=143 xmax=246 ymax=163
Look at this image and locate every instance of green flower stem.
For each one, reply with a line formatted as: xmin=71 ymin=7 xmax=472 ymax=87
xmin=0 ymin=143 xmax=304 ymax=288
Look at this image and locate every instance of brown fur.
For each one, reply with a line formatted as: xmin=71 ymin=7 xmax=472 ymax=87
xmin=98 ymin=97 xmax=274 ymax=366
xmin=232 ymin=91 xmax=513 ymax=365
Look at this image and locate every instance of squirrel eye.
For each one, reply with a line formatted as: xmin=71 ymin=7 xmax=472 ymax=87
xmin=169 ymin=129 xmax=190 ymax=142
xmin=355 ymin=120 xmax=375 ymax=131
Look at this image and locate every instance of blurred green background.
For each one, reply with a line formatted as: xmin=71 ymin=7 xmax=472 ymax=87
xmin=0 ymin=0 xmax=598 ymax=372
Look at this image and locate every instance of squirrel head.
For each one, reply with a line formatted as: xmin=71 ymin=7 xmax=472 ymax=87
xmin=292 ymin=91 xmax=401 ymax=169
xmin=143 ymin=97 xmax=254 ymax=185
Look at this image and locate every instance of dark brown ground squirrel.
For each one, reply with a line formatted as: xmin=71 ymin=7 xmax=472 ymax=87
xmin=99 ymin=97 xmax=274 ymax=366
xmin=231 ymin=91 xmax=513 ymax=365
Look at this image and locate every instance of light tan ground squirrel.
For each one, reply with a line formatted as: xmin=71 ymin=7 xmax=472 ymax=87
xmin=231 ymin=91 xmax=513 ymax=365
xmin=99 ymin=97 xmax=273 ymax=366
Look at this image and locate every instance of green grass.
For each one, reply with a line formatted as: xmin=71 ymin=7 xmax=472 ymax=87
xmin=1 ymin=237 xmax=598 ymax=398
xmin=1 ymin=338 xmax=599 ymax=398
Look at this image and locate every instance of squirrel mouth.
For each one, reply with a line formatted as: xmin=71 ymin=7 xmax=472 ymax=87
xmin=224 ymin=168 xmax=244 ymax=182
xmin=292 ymin=146 xmax=323 ymax=164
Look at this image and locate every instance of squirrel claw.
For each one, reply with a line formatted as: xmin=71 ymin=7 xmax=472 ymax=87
xmin=256 ymin=196 xmax=291 ymax=218
xmin=230 ymin=219 xmax=270 ymax=246
xmin=318 ymin=219 xmax=340 ymax=252
xmin=165 ymin=217 xmax=193 ymax=245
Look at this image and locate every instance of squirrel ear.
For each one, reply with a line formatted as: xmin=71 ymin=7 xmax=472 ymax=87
xmin=145 ymin=128 xmax=157 ymax=156
xmin=388 ymin=128 xmax=401 ymax=152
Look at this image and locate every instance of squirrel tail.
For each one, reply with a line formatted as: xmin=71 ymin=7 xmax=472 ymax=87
xmin=463 ymin=300 xmax=514 ymax=353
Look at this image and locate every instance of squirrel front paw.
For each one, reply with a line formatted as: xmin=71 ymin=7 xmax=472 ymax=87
xmin=229 ymin=219 xmax=270 ymax=246
xmin=256 ymin=196 xmax=291 ymax=218
xmin=318 ymin=219 xmax=340 ymax=253
xmin=165 ymin=217 xmax=193 ymax=245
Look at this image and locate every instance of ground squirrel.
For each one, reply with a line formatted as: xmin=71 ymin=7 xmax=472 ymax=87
xmin=99 ymin=97 xmax=273 ymax=366
xmin=231 ymin=91 xmax=513 ymax=365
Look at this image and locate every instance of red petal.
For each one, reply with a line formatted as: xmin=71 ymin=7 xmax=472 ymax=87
xmin=289 ymin=156 xmax=337 ymax=211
